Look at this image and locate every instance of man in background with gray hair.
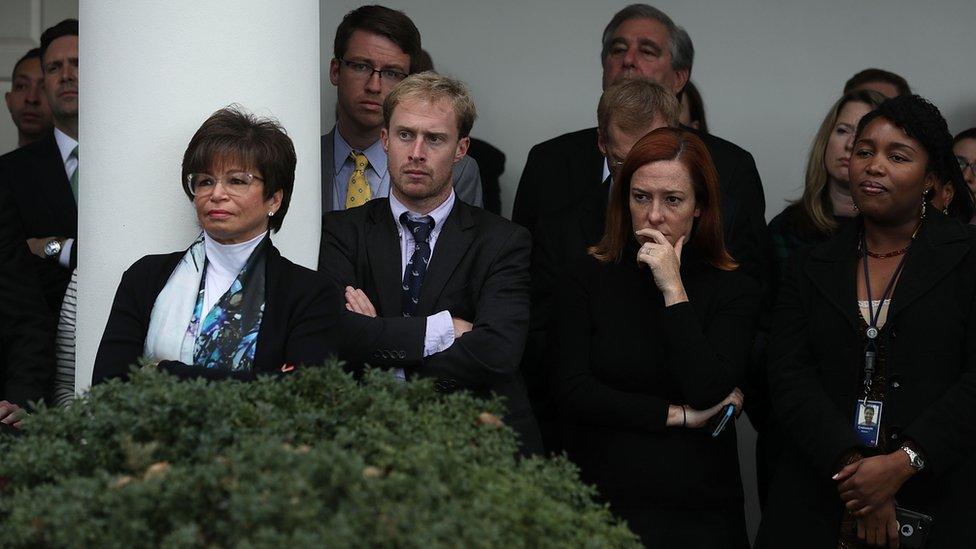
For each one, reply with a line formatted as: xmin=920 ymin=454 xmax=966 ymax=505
xmin=513 ymin=3 xmax=770 ymax=290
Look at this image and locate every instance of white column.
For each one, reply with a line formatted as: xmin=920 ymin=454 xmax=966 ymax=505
xmin=75 ymin=0 xmax=320 ymax=392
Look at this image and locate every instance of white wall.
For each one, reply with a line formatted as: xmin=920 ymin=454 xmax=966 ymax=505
xmin=320 ymin=0 xmax=976 ymax=220
xmin=76 ymin=0 xmax=320 ymax=390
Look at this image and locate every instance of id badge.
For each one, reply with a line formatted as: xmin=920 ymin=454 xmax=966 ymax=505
xmin=854 ymin=400 xmax=883 ymax=447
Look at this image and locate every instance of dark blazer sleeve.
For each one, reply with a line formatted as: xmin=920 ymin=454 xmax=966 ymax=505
xmin=723 ymin=149 xmax=774 ymax=301
xmin=0 ymin=187 xmax=55 ymax=407
xmin=549 ymin=264 xmax=671 ymax=430
xmin=767 ymin=253 xmax=862 ymax=476
xmin=319 ymin=213 xmax=426 ymax=368
xmin=511 ymin=143 xmax=545 ymax=231
xmin=661 ymin=274 xmax=762 ymax=409
xmin=412 ymin=225 xmax=532 ymax=388
xmin=903 ymin=282 xmax=976 ymax=477
xmin=92 ymin=257 xmax=157 ymax=384
xmin=550 ymin=262 xmax=759 ymax=431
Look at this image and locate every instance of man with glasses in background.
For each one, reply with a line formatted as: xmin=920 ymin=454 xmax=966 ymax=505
xmin=322 ymin=4 xmax=482 ymax=216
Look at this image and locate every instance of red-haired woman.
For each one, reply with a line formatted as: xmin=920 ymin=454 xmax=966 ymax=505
xmin=548 ymin=127 xmax=760 ymax=548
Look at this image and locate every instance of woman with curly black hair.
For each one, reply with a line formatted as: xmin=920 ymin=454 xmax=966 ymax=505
xmin=758 ymin=95 xmax=976 ymax=548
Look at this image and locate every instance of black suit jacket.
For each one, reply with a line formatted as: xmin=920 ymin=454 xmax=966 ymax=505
xmin=0 ymin=185 xmax=56 ymax=407
xmin=92 ymin=243 xmax=342 ymax=384
xmin=318 ymin=197 xmax=542 ymax=454
xmin=0 ymin=131 xmax=76 ymax=314
xmin=758 ymin=213 xmax=976 ymax=547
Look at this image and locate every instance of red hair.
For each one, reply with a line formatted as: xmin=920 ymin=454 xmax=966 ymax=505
xmin=589 ymin=127 xmax=736 ymax=270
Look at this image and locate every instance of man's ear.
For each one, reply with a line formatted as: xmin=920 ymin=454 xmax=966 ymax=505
xmin=329 ymin=58 xmax=340 ymax=86
xmin=454 ymin=136 xmax=470 ymax=164
xmin=672 ymin=68 xmax=690 ymax=97
xmin=597 ymin=127 xmax=608 ymax=157
xmin=380 ymin=127 xmax=389 ymax=153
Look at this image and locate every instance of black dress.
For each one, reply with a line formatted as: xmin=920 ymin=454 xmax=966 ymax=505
xmin=548 ymin=240 xmax=761 ymax=548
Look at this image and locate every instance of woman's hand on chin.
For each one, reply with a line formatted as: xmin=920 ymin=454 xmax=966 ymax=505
xmin=635 ymin=229 xmax=688 ymax=305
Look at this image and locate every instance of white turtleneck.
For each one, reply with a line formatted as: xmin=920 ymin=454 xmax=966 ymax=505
xmin=202 ymin=231 xmax=267 ymax=317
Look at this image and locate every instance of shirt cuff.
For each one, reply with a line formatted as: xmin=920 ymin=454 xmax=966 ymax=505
xmin=58 ymin=238 xmax=75 ymax=268
xmin=423 ymin=310 xmax=455 ymax=357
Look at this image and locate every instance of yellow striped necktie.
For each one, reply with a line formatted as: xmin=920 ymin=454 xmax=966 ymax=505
xmin=345 ymin=152 xmax=371 ymax=209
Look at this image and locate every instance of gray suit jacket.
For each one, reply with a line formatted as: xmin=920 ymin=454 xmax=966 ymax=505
xmin=321 ymin=127 xmax=483 ymax=214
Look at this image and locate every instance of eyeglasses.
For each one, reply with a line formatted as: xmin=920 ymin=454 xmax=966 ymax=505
xmin=185 ymin=172 xmax=263 ymax=198
xmin=337 ymin=58 xmax=408 ymax=84
xmin=957 ymin=156 xmax=976 ymax=174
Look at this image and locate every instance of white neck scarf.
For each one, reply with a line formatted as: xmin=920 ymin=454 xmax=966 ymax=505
xmin=143 ymin=235 xmax=207 ymax=364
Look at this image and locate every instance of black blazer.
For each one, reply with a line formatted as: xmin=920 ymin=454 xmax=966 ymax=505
xmin=92 ymin=242 xmax=342 ymax=384
xmin=319 ymin=197 xmax=543 ymax=455
xmin=759 ymin=213 xmax=976 ymax=548
xmin=512 ymin=126 xmax=773 ymax=290
xmin=0 ymin=131 xmax=76 ymax=314
xmin=548 ymin=243 xmax=761 ymax=511
xmin=0 ymin=185 xmax=55 ymax=407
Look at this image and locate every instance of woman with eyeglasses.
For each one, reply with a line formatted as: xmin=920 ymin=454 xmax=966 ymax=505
xmin=953 ymin=128 xmax=976 ymax=199
xmin=759 ymin=95 xmax=976 ymax=548
xmin=93 ymin=107 xmax=341 ymax=383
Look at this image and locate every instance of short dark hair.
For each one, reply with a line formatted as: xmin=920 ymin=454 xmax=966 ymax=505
xmin=181 ymin=106 xmax=296 ymax=233
xmin=856 ymin=95 xmax=974 ymax=222
xmin=11 ymin=48 xmax=41 ymax=79
xmin=954 ymin=127 xmax=976 ymax=145
xmin=843 ymin=68 xmax=911 ymax=97
xmin=333 ymin=5 xmax=421 ymax=73
xmin=39 ymin=19 xmax=78 ymax=68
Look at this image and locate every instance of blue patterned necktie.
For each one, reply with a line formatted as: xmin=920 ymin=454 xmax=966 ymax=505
xmin=400 ymin=212 xmax=435 ymax=317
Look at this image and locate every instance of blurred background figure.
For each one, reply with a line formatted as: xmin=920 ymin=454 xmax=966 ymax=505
xmin=843 ymin=67 xmax=911 ymax=98
xmin=679 ymin=80 xmax=708 ymax=133
xmin=767 ymin=89 xmax=887 ymax=283
xmin=4 ymin=48 xmax=52 ymax=150
xmin=953 ymin=127 xmax=976 ymax=199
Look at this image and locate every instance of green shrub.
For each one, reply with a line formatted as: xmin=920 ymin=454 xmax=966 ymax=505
xmin=0 ymin=362 xmax=638 ymax=548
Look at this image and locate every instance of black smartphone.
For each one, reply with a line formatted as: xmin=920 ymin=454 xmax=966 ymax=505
xmin=896 ymin=507 xmax=934 ymax=549
xmin=710 ymin=403 xmax=736 ymax=438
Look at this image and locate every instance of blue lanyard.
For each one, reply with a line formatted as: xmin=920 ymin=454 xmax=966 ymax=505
xmin=859 ymin=231 xmax=911 ymax=401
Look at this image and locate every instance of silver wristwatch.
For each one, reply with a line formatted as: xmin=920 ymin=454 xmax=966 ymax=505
xmin=43 ymin=238 xmax=62 ymax=258
xmin=901 ymin=445 xmax=926 ymax=472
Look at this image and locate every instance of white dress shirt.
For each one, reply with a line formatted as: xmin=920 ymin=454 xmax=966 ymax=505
xmin=388 ymin=191 xmax=458 ymax=366
xmin=54 ymin=128 xmax=78 ymax=268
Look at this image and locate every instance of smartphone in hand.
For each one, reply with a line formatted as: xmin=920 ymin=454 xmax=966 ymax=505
xmin=710 ymin=403 xmax=736 ymax=438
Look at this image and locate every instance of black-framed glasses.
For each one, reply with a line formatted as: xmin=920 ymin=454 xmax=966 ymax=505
xmin=185 ymin=172 xmax=263 ymax=198
xmin=337 ymin=58 xmax=408 ymax=84
xmin=957 ymin=156 xmax=976 ymax=174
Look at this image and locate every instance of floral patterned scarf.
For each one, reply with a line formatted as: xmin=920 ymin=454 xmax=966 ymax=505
xmin=182 ymin=236 xmax=268 ymax=372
